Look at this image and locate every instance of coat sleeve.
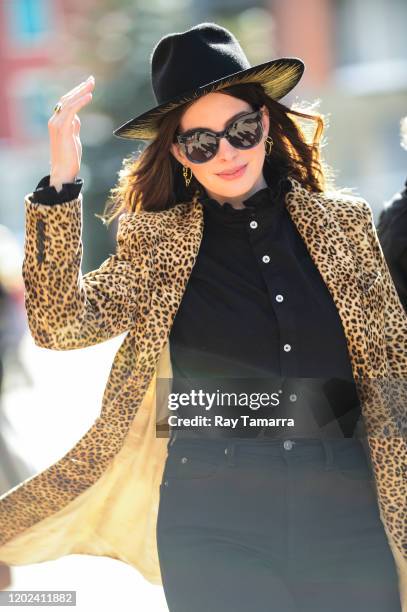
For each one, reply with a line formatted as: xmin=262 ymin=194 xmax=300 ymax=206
xmin=358 ymin=197 xmax=407 ymax=447
xmin=22 ymin=190 xmax=140 ymax=350
xmin=358 ymin=197 xmax=407 ymax=377
xmin=358 ymin=197 xmax=407 ymax=600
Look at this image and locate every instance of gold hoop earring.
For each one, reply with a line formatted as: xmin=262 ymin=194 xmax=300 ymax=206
xmin=264 ymin=136 xmax=274 ymax=156
xmin=183 ymin=165 xmax=193 ymax=187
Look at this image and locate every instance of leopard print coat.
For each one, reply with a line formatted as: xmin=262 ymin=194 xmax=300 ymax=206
xmin=0 ymin=177 xmax=405 ymax=604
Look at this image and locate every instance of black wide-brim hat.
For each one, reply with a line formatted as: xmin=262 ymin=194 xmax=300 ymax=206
xmin=113 ymin=22 xmax=305 ymax=141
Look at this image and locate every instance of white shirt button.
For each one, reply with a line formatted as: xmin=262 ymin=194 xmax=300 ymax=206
xmin=276 ymin=294 xmax=284 ymax=302
xmin=250 ymin=220 xmax=258 ymax=229
xmin=283 ymin=344 xmax=292 ymax=352
xmin=289 ymin=394 xmax=297 ymax=402
xmin=283 ymin=440 xmax=295 ymax=450
xmin=262 ymin=255 xmax=270 ymax=263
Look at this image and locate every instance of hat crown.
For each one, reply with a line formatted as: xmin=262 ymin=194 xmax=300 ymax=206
xmin=150 ymin=22 xmax=251 ymax=105
xmin=113 ymin=22 xmax=305 ymax=140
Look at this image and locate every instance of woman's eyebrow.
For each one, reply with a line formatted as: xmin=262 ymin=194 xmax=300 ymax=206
xmin=183 ymin=110 xmax=251 ymax=133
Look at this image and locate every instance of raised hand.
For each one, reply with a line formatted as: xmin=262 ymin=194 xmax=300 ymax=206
xmin=47 ymin=75 xmax=95 ymax=191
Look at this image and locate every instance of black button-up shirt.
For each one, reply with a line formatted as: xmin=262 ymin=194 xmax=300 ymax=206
xmin=31 ymin=173 xmax=362 ymax=439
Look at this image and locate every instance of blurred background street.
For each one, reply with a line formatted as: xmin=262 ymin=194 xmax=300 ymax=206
xmin=0 ymin=0 xmax=406 ymax=607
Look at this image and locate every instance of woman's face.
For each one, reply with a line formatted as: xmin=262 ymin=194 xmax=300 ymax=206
xmin=170 ymin=92 xmax=270 ymax=201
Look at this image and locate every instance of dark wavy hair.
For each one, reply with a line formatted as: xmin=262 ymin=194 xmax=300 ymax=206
xmin=99 ymin=82 xmax=338 ymax=227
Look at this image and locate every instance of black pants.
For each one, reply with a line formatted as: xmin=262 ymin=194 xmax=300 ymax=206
xmin=156 ymin=434 xmax=401 ymax=612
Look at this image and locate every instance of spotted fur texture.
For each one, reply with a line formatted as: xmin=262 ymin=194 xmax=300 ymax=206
xmin=0 ymin=177 xmax=405 ymax=602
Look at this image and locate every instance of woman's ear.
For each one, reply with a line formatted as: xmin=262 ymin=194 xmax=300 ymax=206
xmin=261 ymin=105 xmax=270 ymax=136
xmin=170 ymin=143 xmax=186 ymax=166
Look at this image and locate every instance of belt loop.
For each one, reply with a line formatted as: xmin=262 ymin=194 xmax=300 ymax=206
xmin=224 ymin=441 xmax=236 ymax=466
xmin=321 ymin=439 xmax=334 ymax=471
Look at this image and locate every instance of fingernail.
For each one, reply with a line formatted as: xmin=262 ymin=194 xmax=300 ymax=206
xmin=87 ymin=75 xmax=94 ymax=81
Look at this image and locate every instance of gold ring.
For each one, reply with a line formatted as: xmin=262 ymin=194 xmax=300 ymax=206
xmin=53 ymin=102 xmax=63 ymax=114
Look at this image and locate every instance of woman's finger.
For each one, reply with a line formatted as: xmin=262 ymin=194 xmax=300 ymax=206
xmin=63 ymin=93 xmax=92 ymax=119
xmin=50 ymin=93 xmax=92 ymax=130
xmin=59 ymin=78 xmax=94 ymax=104
xmin=51 ymin=80 xmax=94 ymax=119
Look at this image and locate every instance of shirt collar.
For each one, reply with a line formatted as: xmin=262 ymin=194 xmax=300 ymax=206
xmin=198 ymin=174 xmax=292 ymax=227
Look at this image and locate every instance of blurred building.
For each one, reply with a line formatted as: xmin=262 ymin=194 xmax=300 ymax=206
xmin=270 ymin=0 xmax=407 ymax=214
xmin=0 ymin=0 xmax=406 ymax=241
xmin=0 ymin=0 xmax=98 ymax=240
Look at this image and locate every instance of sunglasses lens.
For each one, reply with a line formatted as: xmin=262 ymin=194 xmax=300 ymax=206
xmin=227 ymin=114 xmax=263 ymax=149
xmin=183 ymin=132 xmax=218 ymax=163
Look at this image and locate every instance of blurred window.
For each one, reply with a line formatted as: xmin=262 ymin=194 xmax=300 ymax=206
xmin=22 ymin=86 xmax=50 ymax=137
xmin=334 ymin=0 xmax=407 ymax=66
xmin=12 ymin=74 xmax=54 ymax=139
xmin=5 ymin=0 xmax=52 ymax=46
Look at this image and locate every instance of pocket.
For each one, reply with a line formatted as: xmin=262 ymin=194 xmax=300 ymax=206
xmin=162 ymin=447 xmax=222 ymax=482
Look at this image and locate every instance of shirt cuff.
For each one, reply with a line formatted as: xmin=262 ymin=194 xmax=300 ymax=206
xmin=31 ymin=175 xmax=84 ymax=205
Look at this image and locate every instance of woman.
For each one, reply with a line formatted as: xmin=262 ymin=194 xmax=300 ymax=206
xmin=0 ymin=22 xmax=405 ymax=611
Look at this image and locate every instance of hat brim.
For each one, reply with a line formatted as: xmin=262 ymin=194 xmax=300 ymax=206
xmin=112 ymin=57 xmax=305 ymax=141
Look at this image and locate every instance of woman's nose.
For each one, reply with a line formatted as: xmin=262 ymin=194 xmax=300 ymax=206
xmin=216 ymin=135 xmax=238 ymax=160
